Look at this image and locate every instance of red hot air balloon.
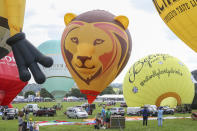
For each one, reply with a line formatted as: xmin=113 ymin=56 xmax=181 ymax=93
xmin=0 ymin=52 xmax=27 ymax=106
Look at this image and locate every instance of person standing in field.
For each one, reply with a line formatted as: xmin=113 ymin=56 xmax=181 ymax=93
xmin=105 ymin=108 xmax=111 ymax=128
xmin=141 ymin=106 xmax=149 ymax=126
xmin=158 ymin=107 xmax=164 ymax=127
xmin=101 ymin=106 xmax=106 ymax=126
xmin=18 ymin=111 xmax=24 ymax=131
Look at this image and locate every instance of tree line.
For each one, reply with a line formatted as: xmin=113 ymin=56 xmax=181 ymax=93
xmin=21 ymin=85 xmax=122 ymax=99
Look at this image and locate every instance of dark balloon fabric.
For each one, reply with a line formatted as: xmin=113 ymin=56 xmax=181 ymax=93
xmin=0 ymin=52 xmax=27 ymax=106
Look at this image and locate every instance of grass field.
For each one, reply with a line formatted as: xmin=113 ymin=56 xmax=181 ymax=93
xmin=0 ymin=102 xmax=197 ymax=131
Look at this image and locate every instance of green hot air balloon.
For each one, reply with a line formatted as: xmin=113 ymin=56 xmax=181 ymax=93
xmin=38 ymin=40 xmax=75 ymax=100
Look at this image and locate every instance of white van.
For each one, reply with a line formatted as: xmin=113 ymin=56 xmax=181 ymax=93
xmin=144 ymin=104 xmax=158 ymax=116
xmin=127 ymin=107 xmax=141 ymax=116
xmin=66 ymin=107 xmax=88 ymax=119
xmin=25 ymin=104 xmax=39 ymax=112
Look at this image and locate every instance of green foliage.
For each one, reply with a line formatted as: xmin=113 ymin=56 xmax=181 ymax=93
xmin=118 ymin=89 xmax=123 ymax=94
xmin=100 ymin=86 xmax=116 ymax=95
xmin=66 ymin=88 xmax=86 ymax=98
xmin=24 ymin=91 xmax=35 ymax=98
xmin=18 ymin=91 xmax=24 ymax=96
xmin=40 ymin=88 xmax=54 ymax=99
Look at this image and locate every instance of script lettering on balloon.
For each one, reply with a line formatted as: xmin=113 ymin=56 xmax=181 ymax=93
xmin=140 ymin=68 xmax=183 ymax=86
xmin=128 ymin=54 xmax=170 ymax=83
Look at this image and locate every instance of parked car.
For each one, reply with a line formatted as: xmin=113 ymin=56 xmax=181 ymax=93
xmin=143 ymin=105 xmax=158 ymax=116
xmin=120 ymin=102 xmax=127 ymax=107
xmin=106 ymin=101 xmax=116 ymax=106
xmin=66 ymin=107 xmax=88 ymax=119
xmin=110 ymin=107 xmax=125 ymax=116
xmin=98 ymin=103 xmax=106 ymax=107
xmin=2 ymin=108 xmax=18 ymax=120
xmin=176 ymin=104 xmax=192 ymax=113
xmin=44 ymin=97 xmax=53 ymax=102
xmin=24 ymin=104 xmax=39 ymax=112
xmin=33 ymin=108 xmax=56 ymax=117
xmin=53 ymin=103 xmax=63 ymax=110
xmin=81 ymin=103 xmax=96 ymax=110
xmin=127 ymin=107 xmax=141 ymax=116
xmin=160 ymin=106 xmax=174 ymax=115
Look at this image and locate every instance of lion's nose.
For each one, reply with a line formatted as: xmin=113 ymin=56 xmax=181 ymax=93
xmin=77 ymin=44 xmax=95 ymax=57
xmin=77 ymin=56 xmax=92 ymax=64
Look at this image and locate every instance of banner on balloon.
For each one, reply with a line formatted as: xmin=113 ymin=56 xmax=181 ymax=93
xmin=39 ymin=54 xmax=72 ymax=78
xmin=153 ymin=0 xmax=197 ymax=52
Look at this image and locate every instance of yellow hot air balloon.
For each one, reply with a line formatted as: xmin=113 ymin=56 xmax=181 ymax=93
xmin=61 ymin=10 xmax=132 ymax=103
xmin=152 ymin=0 xmax=197 ymax=52
xmin=0 ymin=0 xmax=25 ymax=58
xmin=123 ymin=54 xmax=194 ymax=107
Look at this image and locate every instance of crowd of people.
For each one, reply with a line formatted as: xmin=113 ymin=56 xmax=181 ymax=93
xmin=1 ymin=104 xmax=166 ymax=130
xmin=94 ymin=105 xmax=165 ymax=129
xmin=94 ymin=106 xmax=112 ymax=129
xmin=18 ymin=109 xmax=39 ymax=131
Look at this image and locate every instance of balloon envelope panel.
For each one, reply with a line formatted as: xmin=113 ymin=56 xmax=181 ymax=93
xmin=160 ymin=97 xmax=177 ymax=108
xmin=153 ymin=0 xmax=197 ymax=52
xmin=0 ymin=52 xmax=27 ymax=105
xmin=123 ymin=54 xmax=194 ymax=107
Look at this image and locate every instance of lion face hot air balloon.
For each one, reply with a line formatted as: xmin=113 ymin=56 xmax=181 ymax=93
xmin=61 ymin=10 xmax=132 ymax=103
xmin=123 ymin=54 xmax=194 ymax=107
xmin=153 ymin=0 xmax=197 ymax=52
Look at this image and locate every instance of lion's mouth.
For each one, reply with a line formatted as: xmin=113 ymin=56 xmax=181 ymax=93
xmin=75 ymin=64 xmax=95 ymax=69
xmin=75 ymin=64 xmax=96 ymax=74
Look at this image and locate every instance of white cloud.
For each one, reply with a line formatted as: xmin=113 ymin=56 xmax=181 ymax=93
xmin=24 ymin=0 xmax=197 ymax=84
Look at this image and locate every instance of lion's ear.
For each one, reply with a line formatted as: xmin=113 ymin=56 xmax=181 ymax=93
xmin=64 ymin=13 xmax=77 ymax=26
xmin=114 ymin=15 xmax=129 ymax=29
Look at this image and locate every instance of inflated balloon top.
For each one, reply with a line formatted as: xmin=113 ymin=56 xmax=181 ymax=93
xmin=153 ymin=0 xmax=197 ymax=52
xmin=61 ymin=10 xmax=132 ymax=103
xmin=123 ymin=54 xmax=194 ymax=107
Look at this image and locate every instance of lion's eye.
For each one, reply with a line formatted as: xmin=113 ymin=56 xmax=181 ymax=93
xmin=71 ymin=37 xmax=79 ymax=44
xmin=94 ymin=39 xmax=104 ymax=45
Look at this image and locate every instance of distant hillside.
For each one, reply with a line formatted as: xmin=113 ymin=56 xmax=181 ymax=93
xmin=22 ymin=83 xmax=41 ymax=93
xmin=110 ymin=83 xmax=122 ymax=89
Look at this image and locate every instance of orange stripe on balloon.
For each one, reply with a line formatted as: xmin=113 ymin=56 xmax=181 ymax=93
xmin=96 ymin=24 xmax=118 ymax=74
xmin=94 ymin=23 xmax=127 ymax=40
xmin=71 ymin=21 xmax=84 ymax=26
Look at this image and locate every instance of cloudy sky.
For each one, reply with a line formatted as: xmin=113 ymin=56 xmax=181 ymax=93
xmin=23 ymin=0 xmax=197 ymax=84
